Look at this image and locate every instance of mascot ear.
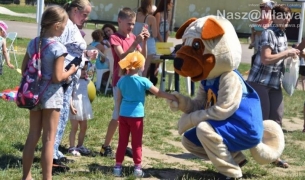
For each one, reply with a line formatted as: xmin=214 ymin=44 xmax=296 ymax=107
xmin=201 ymin=18 xmax=225 ymax=40
xmin=176 ymin=18 xmax=197 ymax=39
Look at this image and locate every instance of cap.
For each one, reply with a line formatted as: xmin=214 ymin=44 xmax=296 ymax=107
xmin=118 ymin=51 xmax=145 ymax=70
xmin=0 ymin=21 xmax=8 ymax=38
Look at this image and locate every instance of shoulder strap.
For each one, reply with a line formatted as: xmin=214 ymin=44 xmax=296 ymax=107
xmin=144 ymin=14 xmax=149 ymax=23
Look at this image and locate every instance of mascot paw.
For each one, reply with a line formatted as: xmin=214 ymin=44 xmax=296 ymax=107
xmin=166 ymin=99 xmax=179 ymax=111
xmin=178 ymin=113 xmax=194 ymax=135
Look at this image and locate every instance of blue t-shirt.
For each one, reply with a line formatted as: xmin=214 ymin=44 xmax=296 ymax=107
xmin=117 ymin=75 xmax=153 ymax=117
xmin=27 ymin=37 xmax=67 ymax=80
xmin=90 ymin=41 xmax=109 ymax=70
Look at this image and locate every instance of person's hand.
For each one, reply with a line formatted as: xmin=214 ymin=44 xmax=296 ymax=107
xmin=287 ymin=48 xmax=300 ymax=58
xmin=135 ymin=33 xmax=145 ymax=44
xmin=166 ymin=91 xmax=189 ymax=112
xmin=69 ymin=64 xmax=79 ymax=74
xmin=86 ymin=50 xmax=98 ymax=60
xmin=70 ymin=104 xmax=77 ymax=115
xmin=142 ymin=28 xmax=150 ymax=39
xmin=7 ymin=63 xmax=14 ymax=69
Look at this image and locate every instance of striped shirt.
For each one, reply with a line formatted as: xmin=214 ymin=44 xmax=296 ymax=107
xmin=247 ymin=26 xmax=287 ymax=89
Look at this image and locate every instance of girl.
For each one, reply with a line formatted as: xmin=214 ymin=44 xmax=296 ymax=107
xmin=0 ymin=21 xmax=14 ymax=75
xmin=52 ymin=0 xmax=97 ymax=171
xmin=113 ymin=51 xmax=177 ymax=177
xmin=21 ymin=6 xmax=78 ymax=180
xmin=149 ymin=0 xmax=174 ymax=85
xmin=153 ymin=0 xmax=173 ymax=43
xmin=68 ymin=61 xmax=93 ymax=156
xmin=101 ymin=24 xmax=117 ymax=49
xmin=133 ymin=0 xmax=158 ymax=78
xmin=89 ymin=29 xmax=109 ymax=91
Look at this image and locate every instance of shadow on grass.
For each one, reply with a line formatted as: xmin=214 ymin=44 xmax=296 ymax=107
xmin=0 ymin=154 xmax=40 ymax=169
xmin=87 ymin=162 xmax=261 ymax=179
xmin=0 ymin=154 xmax=22 ymax=169
xmin=166 ymin=153 xmax=198 ymax=160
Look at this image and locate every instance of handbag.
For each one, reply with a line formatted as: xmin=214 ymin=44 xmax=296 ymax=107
xmin=282 ymin=56 xmax=300 ymax=96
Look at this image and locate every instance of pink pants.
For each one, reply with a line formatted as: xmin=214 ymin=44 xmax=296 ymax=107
xmin=115 ymin=116 xmax=143 ymax=165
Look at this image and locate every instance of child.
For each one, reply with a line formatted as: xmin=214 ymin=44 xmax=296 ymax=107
xmin=113 ymin=51 xmax=177 ymax=177
xmin=100 ymin=7 xmax=150 ymax=157
xmin=21 ymin=6 xmax=78 ymax=180
xmin=89 ymin=29 xmax=109 ymax=91
xmin=68 ymin=61 xmax=93 ymax=156
xmin=101 ymin=24 xmax=117 ymax=48
xmin=0 ymin=21 xmax=14 ymax=75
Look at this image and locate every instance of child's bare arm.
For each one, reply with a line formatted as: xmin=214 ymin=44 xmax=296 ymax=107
xmin=149 ymin=85 xmax=178 ymax=102
xmin=116 ymin=88 xmax=122 ymax=117
xmin=2 ymin=40 xmax=14 ymax=69
xmin=70 ymin=97 xmax=77 ymax=115
xmin=21 ymin=53 xmax=30 ymax=74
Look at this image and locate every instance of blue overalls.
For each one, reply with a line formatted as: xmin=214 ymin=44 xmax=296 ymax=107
xmin=184 ymin=70 xmax=264 ymax=152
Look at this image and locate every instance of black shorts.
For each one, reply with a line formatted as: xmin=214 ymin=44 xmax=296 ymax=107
xmin=300 ymin=66 xmax=305 ymax=76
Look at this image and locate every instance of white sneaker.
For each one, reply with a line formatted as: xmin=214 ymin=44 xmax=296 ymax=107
xmin=68 ymin=147 xmax=81 ymax=156
xmin=113 ymin=167 xmax=122 ymax=177
xmin=134 ymin=168 xmax=144 ymax=178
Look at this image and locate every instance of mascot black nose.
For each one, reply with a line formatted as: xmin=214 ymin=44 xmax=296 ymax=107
xmin=174 ymin=57 xmax=184 ymax=71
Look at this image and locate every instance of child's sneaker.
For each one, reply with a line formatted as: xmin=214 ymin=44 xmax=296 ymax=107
xmin=100 ymin=145 xmax=114 ymax=158
xmin=134 ymin=168 xmax=145 ymax=178
xmin=68 ymin=147 xmax=81 ymax=156
xmin=113 ymin=167 xmax=122 ymax=177
xmin=76 ymin=145 xmax=91 ymax=156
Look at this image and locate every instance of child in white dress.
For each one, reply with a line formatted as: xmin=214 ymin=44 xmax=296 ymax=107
xmin=68 ymin=61 xmax=93 ymax=156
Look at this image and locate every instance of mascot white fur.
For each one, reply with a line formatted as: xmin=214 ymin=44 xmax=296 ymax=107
xmin=167 ymin=15 xmax=285 ymax=179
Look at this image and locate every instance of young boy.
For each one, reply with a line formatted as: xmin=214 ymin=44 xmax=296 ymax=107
xmin=100 ymin=7 xmax=149 ymax=157
xmin=0 ymin=21 xmax=14 ymax=75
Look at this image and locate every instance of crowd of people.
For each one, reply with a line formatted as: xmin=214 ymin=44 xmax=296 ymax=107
xmin=1 ymin=0 xmax=305 ymax=179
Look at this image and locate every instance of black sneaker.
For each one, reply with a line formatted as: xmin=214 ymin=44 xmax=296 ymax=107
xmin=52 ymin=159 xmax=70 ymax=174
xmin=100 ymin=145 xmax=114 ymax=158
xmin=59 ymin=157 xmax=75 ymax=164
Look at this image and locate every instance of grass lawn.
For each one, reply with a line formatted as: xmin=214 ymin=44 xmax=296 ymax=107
xmin=0 ymin=37 xmax=305 ymax=180
xmin=1 ymin=4 xmax=305 ymax=180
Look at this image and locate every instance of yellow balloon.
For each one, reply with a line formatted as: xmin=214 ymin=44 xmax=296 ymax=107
xmin=87 ymin=80 xmax=96 ymax=102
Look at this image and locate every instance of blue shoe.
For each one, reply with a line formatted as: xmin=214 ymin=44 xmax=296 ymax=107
xmin=113 ymin=167 xmax=122 ymax=177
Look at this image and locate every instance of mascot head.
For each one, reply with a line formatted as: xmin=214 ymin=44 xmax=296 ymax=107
xmin=174 ymin=15 xmax=241 ymax=81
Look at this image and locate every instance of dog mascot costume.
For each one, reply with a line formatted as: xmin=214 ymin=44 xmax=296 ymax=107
xmin=167 ymin=15 xmax=285 ymax=179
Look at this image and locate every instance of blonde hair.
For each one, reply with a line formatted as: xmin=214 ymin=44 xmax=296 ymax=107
xmin=63 ymin=0 xmax=91 ymax=12
xmin=39 ymin=5 xmax=68 ymax=51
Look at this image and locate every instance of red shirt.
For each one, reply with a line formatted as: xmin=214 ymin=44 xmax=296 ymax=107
xmin=110 ymin=32 xmax=140 ymax=86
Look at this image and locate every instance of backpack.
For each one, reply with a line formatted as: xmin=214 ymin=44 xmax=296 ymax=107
xmin=16 ymin=38 xmax=55 ymax=110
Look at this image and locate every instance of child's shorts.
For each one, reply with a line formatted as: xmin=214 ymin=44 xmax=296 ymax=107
xmin=32 ymin=83 xmax=64 ymax=110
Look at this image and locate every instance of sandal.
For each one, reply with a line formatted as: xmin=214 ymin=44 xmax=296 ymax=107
xmin=272 ymin=160 xmax=289 ymax=168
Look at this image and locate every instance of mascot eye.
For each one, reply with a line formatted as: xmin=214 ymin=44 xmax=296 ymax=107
xmin=192 ymin=42 xmax=200 ymax=50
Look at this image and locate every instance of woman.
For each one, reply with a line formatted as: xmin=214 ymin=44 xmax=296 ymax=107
xmin=247 ymin=4 xmax=299 ymax=168
xmin=102 ymin=24 xmax=117 ymax=49
xmin=52 ymin=0 xmax=97 ymax=172
xmin=133 ymin=0 xmax=157 ymax=77
xmin=149 ymin=0 xmax=173 ymax=85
